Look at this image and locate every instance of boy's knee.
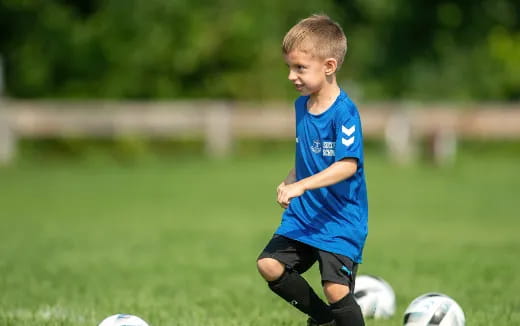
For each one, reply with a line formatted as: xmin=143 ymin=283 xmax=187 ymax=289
xmin=323 ymin=281 xmax=350 ymax=304
xmin=257 ymin=257 xmax=285 ymax=282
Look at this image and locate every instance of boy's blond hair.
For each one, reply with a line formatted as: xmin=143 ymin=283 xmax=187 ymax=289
xmin=282 ymin=14 xmax=347 ymax=70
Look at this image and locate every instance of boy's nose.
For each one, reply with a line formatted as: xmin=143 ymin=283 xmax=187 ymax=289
xmin=288 ymin=70 xmax=297 ymax=81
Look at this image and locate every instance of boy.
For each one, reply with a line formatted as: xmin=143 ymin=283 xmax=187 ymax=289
xmin=256 ymin=14 xmax=367 ymax=326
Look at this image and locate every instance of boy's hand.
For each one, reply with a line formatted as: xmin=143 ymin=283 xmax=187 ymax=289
xmin=277 ymin=182 xmax=305 ymax=209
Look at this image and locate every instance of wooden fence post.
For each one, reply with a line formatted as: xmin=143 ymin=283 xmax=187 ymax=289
xmin=204 ymin=103 xmax=232 ymax=158
xmin=0 ymin=111 xmax=16 ymax=165
xmin=384 ymin=110 xmax=416 ymax=164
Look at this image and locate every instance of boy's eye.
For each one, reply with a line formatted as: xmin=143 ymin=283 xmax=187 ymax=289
xmin=287 ymin=64 xmax=306 ymax=72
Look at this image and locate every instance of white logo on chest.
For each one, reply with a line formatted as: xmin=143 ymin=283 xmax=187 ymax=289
xmin=310 ymin=140 xmax=335 ymax=156
xmin=311 ymin=140 xmax=322 ymax=153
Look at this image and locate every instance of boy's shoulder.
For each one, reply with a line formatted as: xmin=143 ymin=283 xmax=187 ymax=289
xmin=335 ymin=90 xmax=360 ymax=118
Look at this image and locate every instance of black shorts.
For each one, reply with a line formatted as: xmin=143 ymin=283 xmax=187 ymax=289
xmin=258 ymin=234 xmax=358 ymax=289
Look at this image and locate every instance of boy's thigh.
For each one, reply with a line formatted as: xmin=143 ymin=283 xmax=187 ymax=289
xmin=258 ymin=235 xmax=318 ymax=274
xmin=317 ymin=250 xmax=358 ymax=290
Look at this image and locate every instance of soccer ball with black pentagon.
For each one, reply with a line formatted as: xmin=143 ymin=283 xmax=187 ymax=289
xmin=353 ymin=274 xmax=396 ymax=318
xmin=403 ymin=293 xmax=465 ymax=326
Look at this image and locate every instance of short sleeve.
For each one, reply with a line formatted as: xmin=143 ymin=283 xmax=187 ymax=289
xmin=334 ymin=109 xmax=363 ymax=162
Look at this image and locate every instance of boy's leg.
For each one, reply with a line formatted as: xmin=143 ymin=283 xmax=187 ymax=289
xmin=257 ymin=235 xmax=334 ymax=324
xmin=325 ymin=283 xmax=364 ymax=326
xmin=318 ymin=251 xmax=365 ymax=326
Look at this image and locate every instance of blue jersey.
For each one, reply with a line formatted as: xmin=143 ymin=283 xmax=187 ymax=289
xmin=275 ymin=89 xmax=368 ymax=263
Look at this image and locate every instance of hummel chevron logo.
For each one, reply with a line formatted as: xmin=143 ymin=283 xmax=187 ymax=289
xmin=342 ymin=136 xmax=355 ymax=147
xmin=342 ymin=125 xmax=356 ymax=136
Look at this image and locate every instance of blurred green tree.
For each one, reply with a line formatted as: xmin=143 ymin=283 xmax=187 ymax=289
xmin=0 ymin=0 xmax=518 ymax=101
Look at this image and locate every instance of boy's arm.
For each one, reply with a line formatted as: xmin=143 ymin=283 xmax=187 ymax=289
xmin=276 ymin=168 xmax=296 ymax=208
xmin=277 ymin=158 xmax=357 ymax=208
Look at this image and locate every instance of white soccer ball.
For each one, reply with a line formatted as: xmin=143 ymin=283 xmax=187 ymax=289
xmin=98 ymin=314 xmax=150 ymax=326
xmin=353 ymin=274 xmax=396 ymax=319
xmin=403 ymin=293 xmax=465 ymax=326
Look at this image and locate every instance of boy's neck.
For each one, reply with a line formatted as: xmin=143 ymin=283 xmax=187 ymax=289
xmin=307 ymin=82 xmax=341 ymax=115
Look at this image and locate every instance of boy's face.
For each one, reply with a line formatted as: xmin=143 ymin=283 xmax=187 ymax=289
xmin=284 ymin=49 xmax=331 ymax=96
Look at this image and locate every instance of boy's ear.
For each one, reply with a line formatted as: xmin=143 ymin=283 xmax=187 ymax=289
xmin=324 ymin=58 xmax=338 ymax=76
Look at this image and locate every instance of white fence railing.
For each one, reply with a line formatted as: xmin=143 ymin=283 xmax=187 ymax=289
xmin=1 ymin=100 xmax=520 ymax=164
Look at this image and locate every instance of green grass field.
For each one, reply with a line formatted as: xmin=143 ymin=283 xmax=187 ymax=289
xmin=1 ymin=146 xmax=519 ymax=326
